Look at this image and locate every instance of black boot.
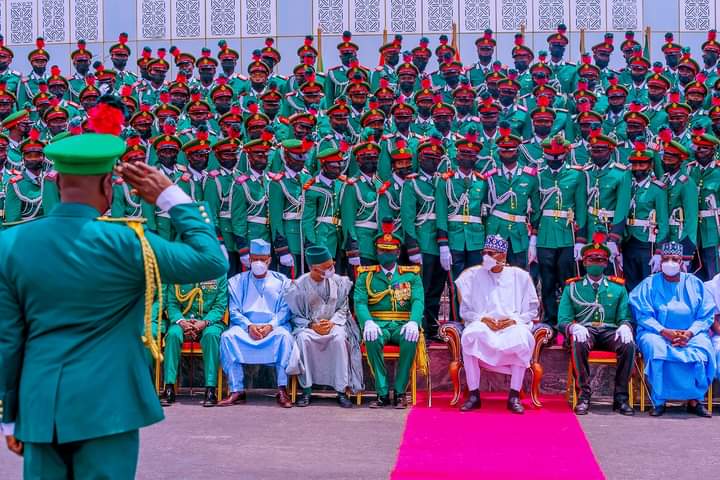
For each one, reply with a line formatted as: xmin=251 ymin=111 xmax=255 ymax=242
xmin=507 ymin=389 xmax=524 ymax=414
xmin=612 ymin=399 xmax=635 ymax=416
xmin=574 ymin=398 xmax=590 ymax=415
xmin=687 ymin=402 xmax=712 ymax=418
xmin=649 ymin=403 xmax=666 ymax=417
xmin=369 ymin=394 xmax=390 ymax=408
xmin=460 ymin=389 xmax=481 ymax=411
xmin=337 ymin=392 xmax=353 ymax=408
xmin=203 ymin=387 xmax=217 ymax=407
xmin=161 ymin=384 xmax=175 ymax=406
xmin=393 ymin=391 xmax=408 ymax=409
xmin=295 ymin=392 xmax=311 ymax=407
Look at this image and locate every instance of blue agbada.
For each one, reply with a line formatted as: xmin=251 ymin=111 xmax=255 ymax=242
xmin=219 ymin=270 xmax=292 ymax=392
xmin=629 ymin=273 xmax=717 ymax=405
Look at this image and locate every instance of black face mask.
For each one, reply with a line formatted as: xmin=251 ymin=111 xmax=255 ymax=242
xmin=373 ymin=128 xmax=384 ymax=140
xmin=171 ymin=98 xmax=187 ymax=110
xmin=514 ymin=60 xmax=529 ymax=72
xmin=499 ymin=95 xmax=515 ymax=107
xmin=158 ymin=151 xmax=178 ymax=168
xmin=140 ymin=69 xmax=151 ymax=81
xmin=386 ymin=53 xmax=399 ymax=67
xmin=190 ymin=117 xmax=207 ymax=128
xmin=189 ymin=157 xmax=209 ymax=172
xmin=499 ymin=152 xmax=518 ymax=165
xmin=340 ymin=54 xmax=355 ymax=67
xmin=215 ymin=102 xmax=230 ymax=115
xmin=219 ymin=157 xmax=238 ymax=170
xmin=418 ymin=106 xmax=431 ymax=117
xmin=151 ymin=72 xmax=166 ymax=84
xmin=534 ymin=125 xmax=551 ymax=137
xmin=394 ymin=166 xmax=412 ymax=178
xmin=631 ymin=72 xmax=646 ymax=83
xmin=488 ymin=86 xmax=500 ymax=98
xmin=250 ymin=159 xmax=268 ymax=172
xmin=444 ymin=74 xmax=459 ymax=87
xmin=112 ymin=58 xmax=128 ymax=71
xmin=221 ymin=60 xmax=235 ymax=76
xmin=703 ymin=52 xmax=718 ymax=68
xmin=332 ymin=122 xmax=348 ymax=133
xmin=678 ymin=74 xmax=693 ymax=86
xmin=482 ymin=119 xmax=498 ymax=130
xmin=323 ymin=168 xmax=340 ymax=179
xmin=199 ymin=72 xmax=215 ymax=84
xmin=359 ymin=161 xmax=377 ymax=175
xmin=633 ymin=169 xmax=650 ymax=181
xmin=456 ymin=104 xmax=472 ymax=116
xmin=457 ymin=157 xmax=476 ymax=170
xmin=24 ymin=160 xmax=43 ymax=172
xmin=696 ymin=150 xmax=715 ymax=166
xmin=419 ymin=158 xmax=439 ymax=174
xmin=48 ymin=86 xmax=66 ymax=98
xmin=591 ymin=152 xmax=611 ymax=166
xmin=478 ymin=54 xmax=492 ymax=64
xmin=669 ymin=120 xmax=686 ymax=132
xmin=32 ymin=66 xmax=46 ymax=76
xmin=626 ymin=129 xmax=643 ymax=141
xmin=395 ymin=120 xmax=410 ymax=132
xmin=608 ymin=103 xmax=624 ymax=114
xmin=546 ymin=159 xmax=564 ymax=170
xmin=178 ymin=67 xmax=193 ymax=77
xmin=434 ymin=120 xmax=451 ymax=132
xmin=0 ymin=61 xmax=9 ymax=71
xmin=413 ymin=58 xmax=428 ymax=72
xmin=549 ymin=46 xmax=565 ymax=59
xmin=76 ymin=63 xmax=90 ymax=76
xmin=713 ymin=124 xmax=720 ymax=137
xmin=666 ymin=56 xmax=679 ymax=68
xmin=648 ymin=91 xmax=665 ymax=102
xmin=662 ymin=161 xmax=680 ymax=173
xmin=594 ymin=57 xmax=609 ymax=69
xmin=399 ymin=81 xmax=415 ymax=95
xmin=687 ymin=99 xmax=703 ymax=110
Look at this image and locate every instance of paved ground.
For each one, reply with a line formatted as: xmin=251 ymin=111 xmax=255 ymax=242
xmin=2 ymin=395 xmax=719 ymax=479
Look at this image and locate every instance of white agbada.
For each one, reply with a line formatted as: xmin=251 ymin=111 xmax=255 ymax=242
xmin=457 ymin=265 xmax=539 ymax=377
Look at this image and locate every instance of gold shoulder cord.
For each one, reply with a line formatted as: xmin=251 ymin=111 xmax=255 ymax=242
xmin=174 ymin=285 xmax=204 ymax=317
xmin=364 ymin=271 xmax=397 ymax=309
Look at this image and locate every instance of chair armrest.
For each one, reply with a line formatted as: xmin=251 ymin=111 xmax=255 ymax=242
xmin=439 ymin=321 xmax=464 ymax=363
xmin=531 ymin=322 xmax=553 ymax=364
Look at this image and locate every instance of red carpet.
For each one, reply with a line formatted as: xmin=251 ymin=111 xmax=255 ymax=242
xmin=391 ymin=393 xmax=605 ymax=480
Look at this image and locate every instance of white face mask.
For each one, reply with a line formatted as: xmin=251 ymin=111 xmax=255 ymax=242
xmin=322 ymin=266 xmax=335 ymax=279
xmin=251 ymin=260 xmax=268 ymax=277
xmin=661 ymin=260 xmax=681 ymax=277
xmin=482 ymin=254 xmax=497 ymax=270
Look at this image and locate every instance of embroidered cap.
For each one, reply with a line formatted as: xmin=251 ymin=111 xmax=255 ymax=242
xmin=660 ymin=242 xmax=684 ymax=257
xmin=483 ymin=234 xmax=508 ymax=254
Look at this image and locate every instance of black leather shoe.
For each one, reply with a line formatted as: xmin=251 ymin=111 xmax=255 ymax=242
xmin=650 ymin=404 xmax=666 ymax=417
xmin=203 ymin=387 xmax=217 ymax=407
xmin=612 ymin=400 xmax=635 ymax=416
xmin=369 ymin=395 xmax=390 ymax=408
xmin=574 ymin=398 xmax=590 ymax=415
xmin=687 ymin=402 xmax=712 ymax=418
xmin=393 ymin=391 xmax=408 ymax=409
xmin=295 ymin=393 xmax=311 ymax=407
xmin=337 ymin=393 xmax=353 ymax=408
xmin=507 ymin=390 xmax=525 ymax=414
xmin=161 ymin=384 xmax=176 ymax=406
xmin=460 ymin=389 xmax=481 ymax=411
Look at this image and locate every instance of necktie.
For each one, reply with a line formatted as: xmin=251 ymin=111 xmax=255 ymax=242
xmin=386 ymin=272 xmax=393 ymax=281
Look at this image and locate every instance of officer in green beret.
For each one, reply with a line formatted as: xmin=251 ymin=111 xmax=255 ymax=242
xmin=0 ymin=121 xmax=227 ymax=477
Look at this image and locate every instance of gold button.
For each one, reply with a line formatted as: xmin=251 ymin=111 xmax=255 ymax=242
xmin=205 ymin=219 xmax=211 ymax=224
xmin=199 ymin=205 xmax=206 ymax=212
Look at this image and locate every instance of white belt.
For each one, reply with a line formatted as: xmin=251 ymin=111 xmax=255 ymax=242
xmin=589 ymin=208 xmax=614 ymax=221
xmin=317 ymin=216 xmax=339 ymax=225
xmin=355 ymin=220 xmax=378 ymax=229
xmin=669 ymin=218 xmax=682 ymax=226
xmin=491 ymin=210 xmax=527 ymax=223
xmin=416 ymin=213 xmax=436 ymax=222
xmin=219 ymin=211 xmax=231 ymax=218
xmin=157 ymin=211 xmax=170 ymax=218
xmin=627 ymin=218 xmax=652 ymax=227
xmin=282 ymin=212 xmax=302 ymax=220
xmin=541 ymin=209 xmax=570 ymax=219
xmin=448 ymin=214 xmax=482 ymax=224
xmin=247 ymin=215 xmax=269 ymax=224
xmin=699 ymin=210 xmax=718 ymax=218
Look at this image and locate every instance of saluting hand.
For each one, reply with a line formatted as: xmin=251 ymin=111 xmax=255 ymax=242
xmin=115 ymin=162 xmax=172 ymax=204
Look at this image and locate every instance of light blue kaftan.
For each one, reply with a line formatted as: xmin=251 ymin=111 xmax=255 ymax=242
xmin=702 ymin=274 xmax=720 ymax=379
xmin=629 ymin=273 xmax=717 ymax=405
xmin=219 ymin=270 xmax=292 ymax=391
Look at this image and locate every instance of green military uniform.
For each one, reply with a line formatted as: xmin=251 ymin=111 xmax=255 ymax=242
xmin=154 ymin=164 xmax=187 ymax=240
xmin=4 ymin=169 xmax=58 ymax=225
xmin=341 ymin=171 xmax=382 ymax=262
xmin=111 ymin=176 xmax=156 ymax=229
xmin=231 ymin=170 xmax=271 ymax=254
xmin=0 ymin=68 xmax=22 ymax=101
xmin=204 ymin=167 xmax=238 ymax=251
xmin=584 ymin=161 xmax=632 ymax=239
xmin=687 ymin=136 xmax=720 ymax=280
xmin=164 ymin=276 xmax=228 ymax=389
xmin=301 ymin=174 xmax=343 ymax=258
xmin=664 ymin=167 xmax=698 ymax=249
xmin=435 ymin=170 xmax=488 ymax=258
xmin=0 ymin=132 xmax=227 ymax=478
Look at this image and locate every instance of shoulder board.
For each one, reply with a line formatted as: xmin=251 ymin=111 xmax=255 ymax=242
xmin=179 ymin=128 xmax=193 ymax=135
xmin=583 ymin=164 xmax=594 ymax=171
xmin=715 ymin=160 xmax=720 ymax=168
xmin=10 ymin=70 xmax=21 ymax=76
xmin=9 ymin=174 xmax=23 ymax=184
xmin=180 ymin=173 xmax=192 ymax=183
xmin=608 ymin=276 xmax=625 ymax=285
xmin=208 ymin=169 xmax=220 ymax=178
xmin=652 ymin=179 xmax=666 ymax=188
xmin=405 ymin=173 xmax=418 ymax=179
xmin=378 ymin=180 xmax=392 ymax=194
xmin=485 ymin=168 xmax=498 ymax=177
xmin=113 ymin=177 xmax=125 ymax=185
xmin=303 ymin=178 xmax=316 ymax=190
xmin=357 ymin=265 xmax=380 ymax=273
xmin=235 ymin=175 xmax=249 ymax=185
xmin=96 ymin=216 xmax=147 ymax=224
xmin=44 ymin=171 xmax=58 ymax=181
xmin=374 ymin=66 xmax=384 ymax=71
xmin=278 ymin=116 xmax=290 ymax=125
xmin=398 ymin=265 xmax=421 ymax=274
xmin=570 ymin=165 xmax=584 ymax=170
xmin=328 ymin=66 xmax=343 ymax=72
xmin=555 ymin=108 xmax=568 ymax=113
xmin=21 ymin=78 xmax=28 ymax=84
xmin=679 ymin=175 xmax=689 ymax=183
xmin=522 ymin=166 xmax=537 ymax=176
xmin=342 ymin=176 xmax=356 ymax=185
xmin=565 ymin=276 xmax=582 ymax=285
xmin=516 ymin=105 xmax=527 ymax=111
xmin=176 ymin=164 xmax=188 ymax=172
xmin=441 ymin=170 xmax=454 ymax=180
xmin=612 ymin=162 xmax=628 ymax=170
xmin=66 ymin=101 xmax=81 ymax=108
xmin=268 ymin=171 xmax=285 ymax=181
xmin=473 ymin=171 xmax=486 ymax=180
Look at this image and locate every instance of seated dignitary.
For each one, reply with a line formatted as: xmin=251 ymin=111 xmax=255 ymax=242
xmin=285 ymin=246 xmax=361 ymax=408
xmin=354 ymin=220 xmax=424 ymax=409
xmin=630 ymin=242 xmax=716 ymax=417
xmin=162 ymin=275 xmax=228 ymax=407
xmin=557 ymin=234 xmax=635 ymax=416
xmin=218 ymin=239 xmax=294 ymax=408
xmin=456 ymin=234 xmax=540 ymax=414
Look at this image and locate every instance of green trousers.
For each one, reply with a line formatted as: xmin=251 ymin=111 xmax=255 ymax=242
xmin=24 ymin=429 xmax=139 ymax=480
xmin=364 ymin=320 xmax=418 ymax=396
xmin=163 ymin=323 xmax=223 ymax=387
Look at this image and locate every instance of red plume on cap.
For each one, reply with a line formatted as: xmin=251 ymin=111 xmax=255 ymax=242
xmin=590 ymin=124 xmax=602 ymax=138
xmin=77 ymin=40 xmax=86 ymax=50
xmin=465 ymin=130 xmax=478 ymax=144
xmin=350 ymin=58 xmax=359 ymax=69
xmin=403 ymin=52 xmax=412 ymax=63
xmin=339 ymin=139 xmax=349 ymax=153
xmin=306 ymin=72 xmax=316 ymax=84
xmin=682 ymin=50 xmax=691 ymax=61
xmin=337 ymin=97 xmax=347 ymax=107
xmin=634 ymin=139 xmax=646 ymax=153
xmin=119 ymin=32 xmax=128 ymax=45
xmin=379 ymin=77 xmax=389 ymax=89
xmin=308 ymin=106 xmax=318 ymax=116
xmin=51 ymin=65 xmax=61 ymax=77
xmin=396 ymin=138 xmax=407 ymax=150
xmin=421 ymin=77 xmax=431 ymax=90
xmin=252 ymin=50 xmax=261 ymax=61
xmin=577 ymin=99 xmax=591 ymax=113
xmin=508 ymin=70 xmax=518 ymax=81
xmin=261 ymin=129 xmax=273 ymax=142
xmin=581 ymin=53 xmax=591 ymax=65
xmin=160 ymin=92 xmax=170 ymax=104
xmin=343 ymin=31 xmax=352 ymax=43
xmin=157 ymin=48 xmax=167 ymax=60
xmin=38 ymin=82 xmax=48 ymax=94
xmin=539 ymin=51 xmax=547 ymax=62
xmin=493 ymin=62 xmax=502 ymax=72
xmin=49 ymin=97 xmax=60 ymax=108
xmin=0 ymin=36 xmax=4 ymax=48
xmin=265 ymin=37 xmax=274 ymax=47
xmin=420 ymin=38 xmax=429 ymax=47
xmin=197 ymin=129 xmax=209 ymax=142
xmin=535 ymin=75 xmax=547 ymax=86
xmin=709 ymin=30 xmax=717 ymax=42
xmin=432 ymin=93 xmax=442 ymax=104
xmin=127 ymin=136 xmax=142 ymax=148
xmin=191 ymin=92 xmax=201 ymax=103
xmin=713 ymin=95 xmax=720 ymax=107
xmin=558 ymin=24 xmax=567 ymax=34
xmin=170 ymin=46 xmax=180 ymax=58
xmin=577 ymin=79 xmax=588 ymax=91
xmin=499 ymin=124 xmax=511 ymax=137
xmin=120 ymin=85 xmax=132 ymax=97
xmin=608 ymin=76 xmax=618 ymax=87
xmin=304 ymin=35 xmax=313 ymax=46
xmin=142 ymin=48 xmax=152 ymax=59
xmin=140 ymin=103 xmax=151 ymax=113
xmin=216 ymin=76 xmax=228 ymax=86
xmin=85 ymin=75 xmax=95 ymax=87
xmin=29 ymin=128 xmax=40 ymax=141
xmin=95 ymin=63 xmax=105 ymax=74
xmin=439 ymin=36 xmax=448 ymax=46
xmin=514 ymin=34 xmax=524 ymax=47
xmin=592 ymin=231 xmax=607 ymax=245
xmin=484 ymin=30 xmax=492 ymax=40
xmin=36 ymin=37 xmax=45 ymax=49
xmin=625 ymin=32 xmax=634 ymax=40
xmin=230 ymin=105 xmax=241 ymax=116
xmin=629 ymin=102 xmax=643 ymax=113
xmin=653 ymin=64 xmax=663 ymax=75
xmin=658 ymin=127 xmax=673 ymax=144
xmin=696 ymin=72 xmax=707 ymax=84
xmin=248 ymin=102 xmax=258 ymax=114
xmin=302 ymin=136 xmax=314 ymax=151
xmin=665 ymin=32 xmax=674 ymax=43
xmin=303 ymin=55 xmax=314 ymax=66
xmin=537 ymin=95 xmax=550 ymax=108
xmin=381 ymin=218 xmax=394 ymax=235
xmin=632 ymin=48 xmax=642 ymax=59
xmin=88 ymin=103 xmax=124 ymax=135
xmin=176 ymin=73 xmax=187 ymax=84
xmin=369 ymin=98 xmax=379 ymax=110
xmin=69 ymin=122 xmax=82 ymax=135
xmin=669 ymin=90 xmax=680 ymax=103
xmin=202 ymin=48 xmax=210 ymax=58
xmin=163 ymin=121 xmax=176 ymax=136
xmin=482 ymin=95 xmax=493 ymax=107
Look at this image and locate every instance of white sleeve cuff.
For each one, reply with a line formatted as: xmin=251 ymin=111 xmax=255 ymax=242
xmin=1 ymin=422 xmax=15 ymax=436
xmin=156 ymin=184 xmax=193 ymax=212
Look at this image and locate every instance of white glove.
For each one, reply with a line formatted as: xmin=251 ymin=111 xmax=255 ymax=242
xmin=570 ymin=323 xmax=590 ymax=343
xmin=363 ymin=320 xmax=381 ymax=342
xmin=573 ymin=243 xmax=584 ymax=261
xmin=528 ymin=235 xmax=538 ymax=265
xmin=220 ymin=244 xmax=229 ymax=260
xmin=400 ymin=322 xmax=420 ymax=342
xmin=607 ymin=241 xmax=619 ymax=260
xmin=409 ymin=253 xmax=423 ymax=265
xmin=648 ymin=254 xmax=661 ymax=273
xmin=614 ymin=324 xmax=633 ymax=344
xmin=439 ymin=245 xmax=452 ymax=271
xmin=348 ymin=256 xmax=361 ymax=266
xmin=279 ymin=253 xmax=294 ymax=267
xmin=240 ymin=254 xmax=250 ymax=268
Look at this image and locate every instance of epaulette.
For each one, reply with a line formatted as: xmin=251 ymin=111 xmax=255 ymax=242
xmin=44 ymin=171 xmax=58 ymax=181
xmin=405 ymin=173 xmax=418 ymax=179
xmin=521 ymin=138 xmax=532 ymax=144
xmin=328 ymin=65 xmax=343 ymax=72
xmin=715 ymin=160 xmax=720 ymax=168
xmin=179 ymin=128 xmax=193 ymax=135
xmin=113 ymin=177 xmax=124 ymax=185
xmin=21 ymin=78 xmax=28 ymax=84
xmin=678 ymin=174 xmax=689 ymax=183
xmin=278 ymin=116 xmax=290 ymax=125
xmin=356 ymin=265 xmax=380 ymax=273
xmin=180 ymin=173 xmax=192 ymax=183
xmin=9 ymin=174 xmax=22 ymax=184
xmin=441 ymin=170 xmax=454 ymax=180
xmin=555 ymin=108 xmax=568 ymax=113
xmin=232 ymin=73 xmax=248 ymax=81
xmin=608 ymin=276 xmax=625 ymax=285
xmin=66 ymin=101 xmax=81 ymax=108
xmin=268 ymin=171 xmax=285 ymax=181
xmin=340 ymin=175 xmax=356 ymax=185
xmin=176 ymin=164 xmax=188 ymax=172
xmin=208 ymin=169 xmax=220 ymax=178
xmin=303 ymin=177 xmax=316 ymax=190
xmin=612 ymin=162 xmax=628 ymax=170
xmin=10 ymin=70 xmax=21 ymax=76
xmin=583 ymin=164 xmax=594 ymax=171
xmin=374 ymin=66 xmax=384 ymax=71
xmin=565 ymin=276 xmax=582 ymax=285
xmin=398 ymin=265 xmax=421 ymax=274
xmin=516 ymin=105 xmax=527 ymax=111
xmin=652 ymin=179 xmax=666 ymax=188
xmin=485 ymin=168 xmax=498 ymax=177
xmin=378 ymin=180 xmax=392 ymax=194
xmin=473 ymin=171 xmax=485 ymax=180
xmin=235 ymin=174 xmax=249 ymax=185
xmin=96 ymin=216 xmax=147 ymax=224
xmin=570 ymin=165 xmax=584 ymax=170
xmin=522 ymin=166 xmax=537 ymax=176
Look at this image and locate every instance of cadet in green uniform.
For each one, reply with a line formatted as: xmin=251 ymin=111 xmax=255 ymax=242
xmin=558 ymin=235 xmax=634 ymax=416
xmin=0 ymin=129 xmax=227 ymax=478
xmin=510 ymin=34 xmax=535 ymax=96
xmin=546 ymin=25 xmax=576 ymax=93
xmin=534 ymin=136 xmax=587 ymax=328
xmin=645 ymin=65 xmax=671 ymax=134
xmin=602 ymin=77 xmax=630 ymax=140
xmin=109 ymin=33 xmax=138 ymax=90
xmin=269 ymin=139 xmax=313 ymax=277
xmin=484 ymin=124 xmax=540 ymax=268
xmin=410 ymin=79 xmax=436 ymax=137
xmin=354 ymin=220 xmax=424 ymax=408
xmin=370 ymin=35 xmax=403 ymax=91
xmin=137 ymin=51 xmax=170 ymax=107
xmin=687 ymin=130 xmax=720 ymax=280
xmin=179 ymin=131 xmax=210 ymax=202
xmin=622 ymin=141 xmax=669 ymax=292
xmin=618 ymin=104 xmax=651 ymax=162
xmin=685 ymin=77 xmax=712 ymax=132
xmin=0 ymin=36 xmax=22 ymax=100
xmin=497 ymin=74 xmax=529 ymax=137
xmin=151 ymin=120 xmax=186 ymax=240
xmin=17 ymin=38 xmax=50 ymax=107
xmin=380 ymin=100 xmax=420 ymax=180
xmin=467 ymin=29 xmax=496 ymax=87
xmin=163 ymin=275 xmax=228 ymax=407
xmin=4 ymin=131 xmax=54 ymax=225
xmin=68 ymin=40 xmax=92 ymax=101
xmin=378 ymin=141 xmax=413 ymax=243
xmin=325 ymin=32 xmax=365 ymax=106
xmin=111 ymin=138 xmax=156 ymax=231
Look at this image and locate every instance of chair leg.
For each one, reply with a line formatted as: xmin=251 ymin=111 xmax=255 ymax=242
xmin=628 ymin=378 xmax=634 ymax=408
xmin=290 ymin=376 xmax=297 ymax=403
xmin=427 ymin=366 xmax=432 ymax=408
xmin=448 ymin=360 xmax=462 ymax=406
xmin=640 ymin=360 xmax=645 ymax=413
xmin=217 ymin=369 xmax=223 ymax=401
xmin=708 ymin=384 xmax=713 ymax=415
xmin=356 ymin=391 xmax=362 ymax=406
xmin=565 ymin=360 xmax=573 ymax=404
xmin=411 ymin=361 xmax=417 ymax=406
xmin=155 ymin=356 xmax=162 ymax=395
xmin=530 ymin=362 xmax=543 ymax=408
